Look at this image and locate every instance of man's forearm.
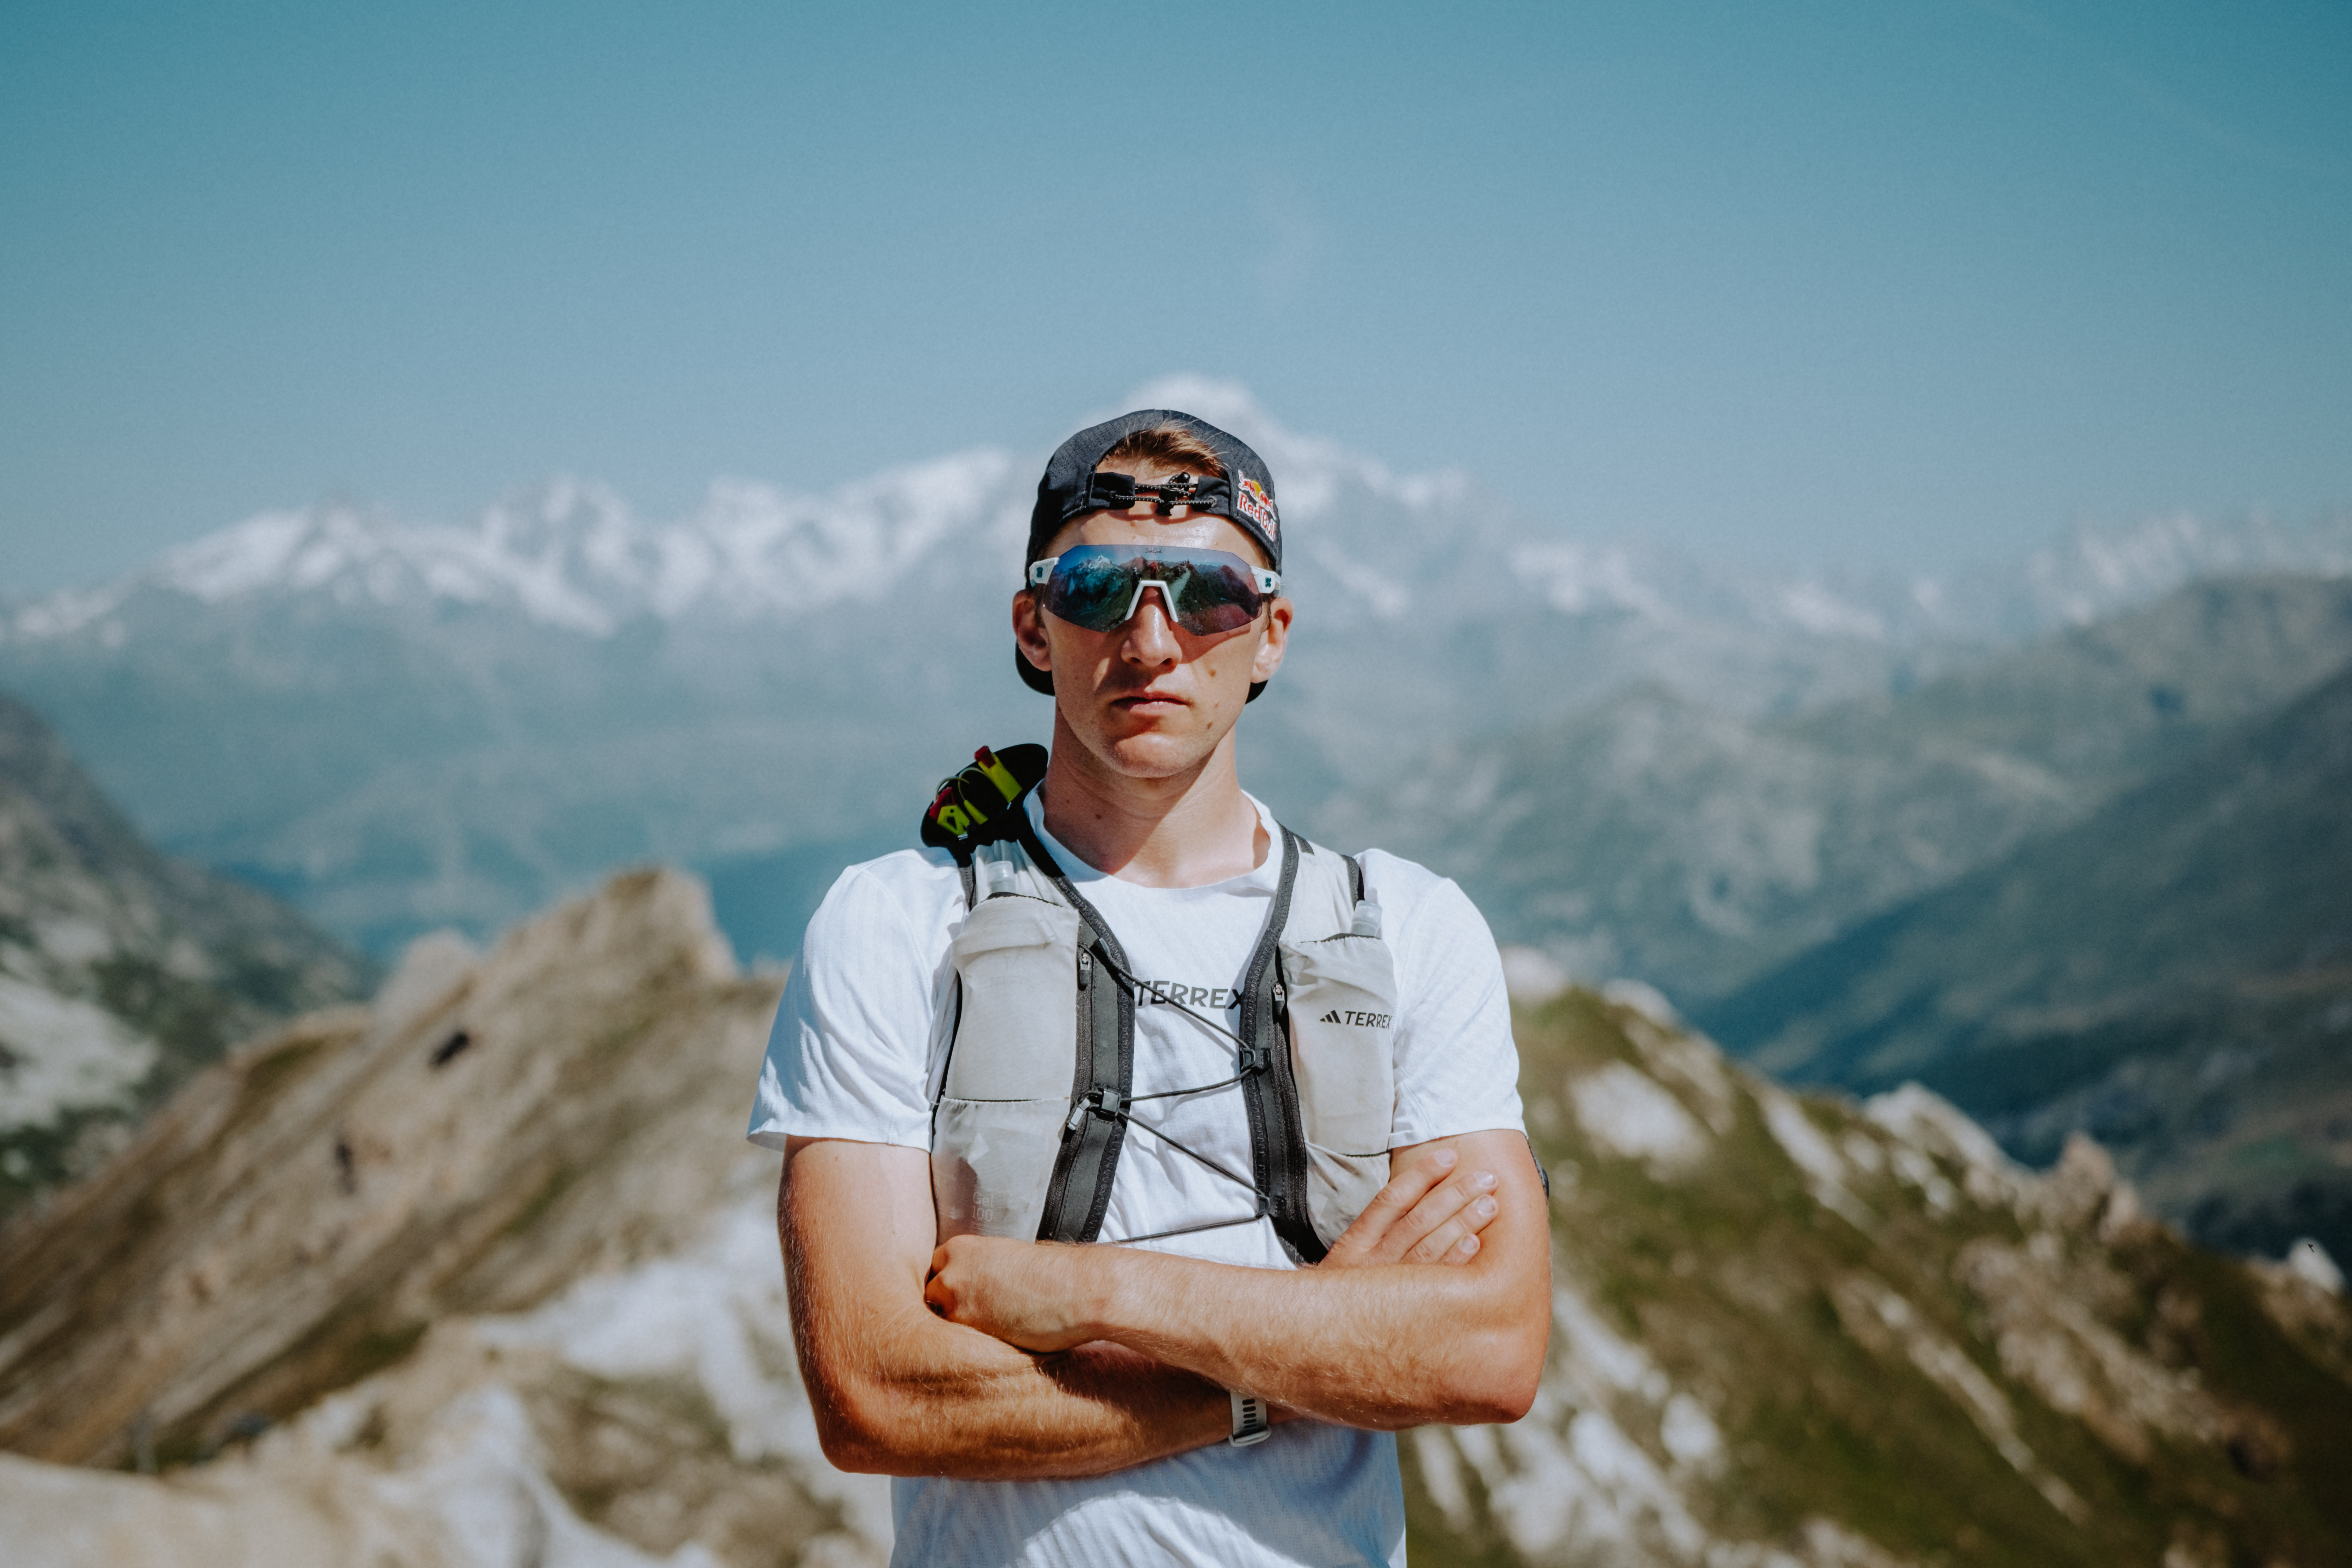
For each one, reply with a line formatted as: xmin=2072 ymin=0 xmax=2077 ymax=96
xmin=804 ymin=1326 xmax=1231 ymax=1479
xmin=781 ymin=1142 xmax=1235 ymax=1479
xmin=923 ymin=1129 xmax=1553 ymax=1429
xmin=1100 ymin=1250 xmax=1537 ymax=1428
xmin=946 ymin=1246 xmax=1542 ymax=1430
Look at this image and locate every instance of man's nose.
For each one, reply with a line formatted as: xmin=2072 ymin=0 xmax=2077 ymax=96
xmin=1123 ymin=584 xmax=1181 ymax=658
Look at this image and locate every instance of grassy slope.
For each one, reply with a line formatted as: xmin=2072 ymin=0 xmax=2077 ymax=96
xmin=1398 ymin=990 xmax=2352 ymax=1567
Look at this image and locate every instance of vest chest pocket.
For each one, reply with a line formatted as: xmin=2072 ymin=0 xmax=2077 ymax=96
xmin=1279 ymin=932 xmax=1399 ymax=1251
xmin=934 ymin=893 xmax=1084 ymax=1242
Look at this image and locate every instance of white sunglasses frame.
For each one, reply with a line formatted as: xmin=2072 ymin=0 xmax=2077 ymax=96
xmin=1026 ymin=551 xmax=1282 ymax=631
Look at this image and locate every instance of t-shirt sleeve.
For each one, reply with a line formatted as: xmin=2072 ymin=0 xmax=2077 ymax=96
xmin=1375 ymin=855 xmax=1525 ymax=1147
xmin=745 ymin=860 xmax=947 ymax=1152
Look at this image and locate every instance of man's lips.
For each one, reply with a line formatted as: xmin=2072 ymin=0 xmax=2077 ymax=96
xmin=1112 ymin=689 xmax=1188 ymax=709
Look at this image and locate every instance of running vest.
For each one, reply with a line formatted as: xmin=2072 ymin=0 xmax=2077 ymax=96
xmin=920 ymin=746 xmax=1399 ymax=1263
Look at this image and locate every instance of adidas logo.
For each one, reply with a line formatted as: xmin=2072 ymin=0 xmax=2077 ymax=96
xmin=1316 ymin=1008 xmax=1392 ymax=1029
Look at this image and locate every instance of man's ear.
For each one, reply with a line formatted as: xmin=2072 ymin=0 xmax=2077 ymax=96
xmin=1250 ymin=597 xmax=1292 ymax=684
xmin=1012 ymin=590 xmax=1053 ymax=675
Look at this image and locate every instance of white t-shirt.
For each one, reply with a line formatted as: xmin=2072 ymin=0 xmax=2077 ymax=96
xmin=746 ymin=792 xmax=1523 ymax=1568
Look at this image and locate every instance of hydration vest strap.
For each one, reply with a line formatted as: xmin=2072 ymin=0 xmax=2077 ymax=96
xmin=1240 ymin=829 xmax=1325 ymax=1263
xmin=1019 ymin=817 xmax=1139 ymax=1244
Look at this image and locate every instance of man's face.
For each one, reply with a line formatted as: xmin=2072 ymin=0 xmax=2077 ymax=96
xmin=1011 ymin=463 xmax=1291 ymax=782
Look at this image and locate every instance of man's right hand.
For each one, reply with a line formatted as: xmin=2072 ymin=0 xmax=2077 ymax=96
xmin=1318 ymin=1144 xmax=1506 ymax=1270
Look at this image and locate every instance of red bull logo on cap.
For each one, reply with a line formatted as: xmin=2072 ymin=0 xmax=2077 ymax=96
xmin=1236 ymin=475 xmax=1278 ymax=537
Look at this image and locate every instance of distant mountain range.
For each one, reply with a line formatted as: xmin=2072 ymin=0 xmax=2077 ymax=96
xmin=6 ymin=381 xmax=2347 ymax=964
xmin=1699 ymin=660 xmax=2352 ymax=1264
xmin=0 ymin=691 xmax=371 ymax=1213
xmin=1327 ymin=574 xmax=2352 ymax=1000
xmin=5 ymin=870 xmax=2346 ymax=1567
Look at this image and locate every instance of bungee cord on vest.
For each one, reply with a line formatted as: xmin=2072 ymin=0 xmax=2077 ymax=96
xmin=1073 ymin=939 xmax=1281 ymax=1247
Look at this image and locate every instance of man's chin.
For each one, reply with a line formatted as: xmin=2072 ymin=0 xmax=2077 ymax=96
xmin=1095 ymin=727 xmax=1219 ymax=780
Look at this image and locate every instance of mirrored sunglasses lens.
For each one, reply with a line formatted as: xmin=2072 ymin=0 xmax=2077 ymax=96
xmin=1170 ymin=562 xmax=1260 ymax=634
xmin=1045 ymin=553 xmax=1136 ymax=630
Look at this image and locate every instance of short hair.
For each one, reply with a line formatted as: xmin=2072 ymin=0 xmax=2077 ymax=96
xmin=1097 ymin=420 xmax=1228 ymax=479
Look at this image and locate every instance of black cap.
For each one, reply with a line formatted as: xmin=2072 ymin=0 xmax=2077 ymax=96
xmin=1017 ymin=409 xmax=1283 ymax=700
xmin=1025 ymin=409 xmax=1281 ymax=572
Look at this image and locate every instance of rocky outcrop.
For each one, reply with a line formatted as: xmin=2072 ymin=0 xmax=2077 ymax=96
xmin=0 ymin=866 xmax=888 ymax=1568
xmin=4 ymin=883 xmax=2349 ymax=1567
xmin=1416 ymin=981 xmax=2352 ymax=1567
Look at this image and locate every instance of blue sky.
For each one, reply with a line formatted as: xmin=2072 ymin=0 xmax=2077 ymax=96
xmin=2 ymin=0 xmax=2347 ymax=592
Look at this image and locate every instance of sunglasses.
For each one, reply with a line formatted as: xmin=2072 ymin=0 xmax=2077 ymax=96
xmin=1027 ymin=545 xmax=1283 ymax=636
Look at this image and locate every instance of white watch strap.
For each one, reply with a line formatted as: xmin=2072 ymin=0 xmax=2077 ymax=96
xmin=1228 ymin=1390 xmax=1273 ymax=1447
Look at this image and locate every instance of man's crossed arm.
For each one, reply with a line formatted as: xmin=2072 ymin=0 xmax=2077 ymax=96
xmin=780 ymin=1129 xmax=1552 ymax=1479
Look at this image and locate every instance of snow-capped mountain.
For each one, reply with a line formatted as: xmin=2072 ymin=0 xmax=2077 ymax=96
xmin=17 ymin=453 xmax=1022 ymax=643
xmin=0 ymin=379 xmax=2341 ymax=962
xmin=0 ymin=377 xmax=1921 ymax=654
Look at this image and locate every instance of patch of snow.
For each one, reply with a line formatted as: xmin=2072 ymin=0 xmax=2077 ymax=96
xmin=34 ymin=917 xmax=115 ymax=967
xmin=1601 ymin=978 xmax=1682 ymax=1029
xmin=368 ymin=1384 xmax=723 ymax=1568
xmin=1839 ymin=1130 xmax=1886 ymax=1175
xmin=0 ymin=1386 xmax=725 ymax=1568
xmin=1776 ymin=581 xmax=1887 ymax=641
xmin=1862 ymin=1083 xmax=2022 ymax=1209
xmin=0 ymin=973 xmax=156 ymax=1130
xmin=1760 ymin=1089 xmax=1873 ymax=1228
xmin=1308 ymin=545 xmax=1410 ymax=618
xmin=1798 ymin=1516 xmax=1918 ymax=1568
xmin=163 ymin=511 xmax=327 ymax=601
xmin=475 ymin=1181 xmax=891 ymax=1547
xmin=1510 ymin=542 xmax=1677 ymax=621
xmin=1114 ymin=375 xmax=1467 ymax=526
xmin=1659 ymin=1392 xmax=1723 ymax=1470
xmin=7 ymin=584 xmax=126 ymax=641
xmin=1550 ymin=1277 xmax=1671 ymax=1405
xmin=1571 ymin=1062 xmax=1710 ymax=1173
xmin=2286 ymin=1237 xmax=2345 ymax=1294
xmin=2021 ymin=509 xmax=2352 ymax=628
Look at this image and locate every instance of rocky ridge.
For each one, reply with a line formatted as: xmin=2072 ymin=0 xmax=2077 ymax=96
xmin=1406 ymin=980 xmax=2352 ymax=1566
xmin=0 ymin=865 xmax=882 ymax=1566
xmin=3 ymin=870 xmax=2348 ymax=1565
xmin=0 ymin=689 xmax=371 ymax=1213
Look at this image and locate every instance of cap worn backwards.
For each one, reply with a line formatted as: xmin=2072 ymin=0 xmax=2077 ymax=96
xmin=1017 ymin=409 xmax=1283 ymax=699
xmin=1025 ymin=409 xmax=1282 ymax=572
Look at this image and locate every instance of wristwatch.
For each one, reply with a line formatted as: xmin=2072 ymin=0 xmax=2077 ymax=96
xmin=1228 ymin=1389 xmax=1273 ymax=1447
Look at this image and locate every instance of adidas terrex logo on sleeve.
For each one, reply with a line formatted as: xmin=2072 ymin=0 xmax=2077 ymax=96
xmin=1318 ymin=1008 xmax=1392 ymax=1029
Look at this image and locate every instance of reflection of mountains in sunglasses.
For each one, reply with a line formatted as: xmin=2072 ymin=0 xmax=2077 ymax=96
xmin=1027 ymin=546 xmax=1283 ymax=636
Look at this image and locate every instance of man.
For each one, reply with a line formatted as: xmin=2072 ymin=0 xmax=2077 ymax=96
xmin=747 ymin=408 xmax=1549 ymax=1566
